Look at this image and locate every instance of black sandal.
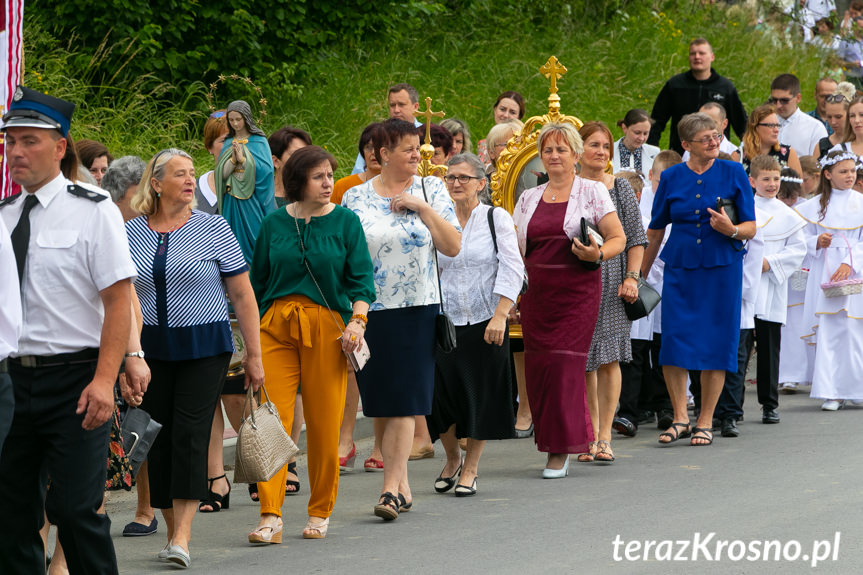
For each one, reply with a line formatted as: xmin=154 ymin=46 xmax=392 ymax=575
xmin=374 ymin=491 xmax=400 ymax=521
xmin=658 ymin=422 xmax=691 ymax=445
xmin=690 ymin=427 xmax=714 ymax=446
xmin=398 ymin=493 xmax=412 ymax=512
xmin=248 ymin=483 xmax=259 ymax=502
xmin=199 ymin=474 xmax=231 ymax=512
xmin=285 ymin=461 xmax=300 ymax=496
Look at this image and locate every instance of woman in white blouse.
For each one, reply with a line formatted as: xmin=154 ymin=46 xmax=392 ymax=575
xmin=426 ymin=154 xmax=524 ymax=497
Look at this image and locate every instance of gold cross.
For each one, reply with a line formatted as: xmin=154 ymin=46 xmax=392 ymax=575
xmin=540 ymin=56 xmax=567 ymax=95
xmin=415 ymin=97 xmax=445 ymax=144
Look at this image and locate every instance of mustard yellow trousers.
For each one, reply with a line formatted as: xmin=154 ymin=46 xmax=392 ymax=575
xmin=257 ymin=296 xmax=347 ymax=518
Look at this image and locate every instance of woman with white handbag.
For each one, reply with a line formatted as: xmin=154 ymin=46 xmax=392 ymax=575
xmin=249 ymin=146 xmax=376 ymax=541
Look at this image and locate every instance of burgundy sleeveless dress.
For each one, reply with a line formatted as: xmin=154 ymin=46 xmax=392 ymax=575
xmin=519 ymin=200 xmax=600 ymax=454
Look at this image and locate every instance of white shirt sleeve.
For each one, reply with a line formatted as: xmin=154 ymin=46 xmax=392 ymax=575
xmin=491 ymin=208 xmax=525 ymax=303
xmin=0 ymin=218 xmax=22 ymax=359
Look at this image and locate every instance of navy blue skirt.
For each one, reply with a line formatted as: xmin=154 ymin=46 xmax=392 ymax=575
xmin=356 ymin=305 xmax=437 ymax=417
xmin=659 ymin=262 xmax=742 ymax=372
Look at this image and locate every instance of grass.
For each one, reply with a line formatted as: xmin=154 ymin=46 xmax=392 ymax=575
xmin=23 ymin=1 xmax=826 ymax=177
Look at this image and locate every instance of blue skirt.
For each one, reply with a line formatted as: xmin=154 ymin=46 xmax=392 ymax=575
xmin=659 ymin=262 xmax=742 ymax=372
xmin=356 ymin=304 xmax=437 ymax=417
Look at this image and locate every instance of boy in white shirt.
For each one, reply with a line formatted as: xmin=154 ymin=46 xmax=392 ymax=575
xmin=750 ymin=156 xmax=807 ymax=424
xmin=770 ymin=74 xmax=828 ymax=159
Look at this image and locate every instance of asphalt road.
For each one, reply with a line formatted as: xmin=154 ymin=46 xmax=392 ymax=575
xmin=98 ymin=384 xmax=862 ymax=575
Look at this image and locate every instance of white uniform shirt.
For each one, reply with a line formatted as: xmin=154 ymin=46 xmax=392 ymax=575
xmin=0 ymin=173 xmax=137 ymax=356
xmin=754 ymin=196 xmax=807 ymax=324
xmin=779 ymin=108 xmax=828 ymax=159
xmin=0 ymin=218 xmax=22 ymax=360
xmin=438 ymin=204 xmax=524 ymax=326
xmin=740 ymin=208 xmax=766 ymax=331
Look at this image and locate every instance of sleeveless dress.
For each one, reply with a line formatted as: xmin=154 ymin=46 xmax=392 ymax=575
xmin=520 ymin=200 xmax=599 ymax=454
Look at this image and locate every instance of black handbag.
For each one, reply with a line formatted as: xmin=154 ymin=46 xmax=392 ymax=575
xmin=577 ymin=217 xmax=604 ymax=271
xmin=716 ymin=197 xmax=739 ymax=225
xmin=120 ymin=407 xmax=162 ymax=479
xmin=487 ymin=207 xmax=528 ymax=295
xmin=623 ymin=277 xmax=662 ymax=321
xmin=421 ymin=177 xmax=457 ymax=353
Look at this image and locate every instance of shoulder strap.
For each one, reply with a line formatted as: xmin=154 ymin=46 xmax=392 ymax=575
xmin=421 ymin=177 xmax=446 ymax=312
xmin=292 ymin=210 xmax=345 ymax=334
xmin=487 ymin=206 xmax=498 ymax=253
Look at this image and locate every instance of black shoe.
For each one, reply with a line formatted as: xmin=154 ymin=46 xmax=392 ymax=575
xmin=637 ymin=410 xmax=656 ymax=425
xmin=720 ymin=418 xmax=740 ymax=438
xmin=612 ymin=417 xmax=637 ymax=437
xmin=762 ymin=408 xmax=780 ymax=424
xmin=656 ymin=410 xmax=674 ymax=430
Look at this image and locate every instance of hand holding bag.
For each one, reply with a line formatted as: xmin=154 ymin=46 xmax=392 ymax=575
xmin=120 ymin=407 xmax=162 ymax=479
xmin=421 ymin=177 xmax=457 ymax=353
xmin=577 ymin=217 xmax=604 ymax=271
xmin=233 ymin=384 xmax=299 ymax=484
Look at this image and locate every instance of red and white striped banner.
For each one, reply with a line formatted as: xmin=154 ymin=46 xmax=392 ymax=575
xmin=1 ymin=0 xmax=24 ymax=199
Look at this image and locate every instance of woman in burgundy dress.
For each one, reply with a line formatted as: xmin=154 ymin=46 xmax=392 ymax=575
xmin=512 ymin=122 xmax=626 ymax=478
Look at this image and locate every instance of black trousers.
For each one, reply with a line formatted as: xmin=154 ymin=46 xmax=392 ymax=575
xmin=0 ymin=372 xmax=13 ymax=461
xmin=0 ymin=360 xmax=118 ymax=575
xmin=141 ymin=354 xmax=230 ymax=509
xmin=715 ymin=329 xmax=754 ymax=420
xmin=619 ymin=334 xmax=671 ymax=424
xmin=754 ymin=318 xmax=781 ymax=411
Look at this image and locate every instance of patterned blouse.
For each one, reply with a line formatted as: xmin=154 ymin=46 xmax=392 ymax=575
xmin=342 ymin=176 xmax=461 ymax=311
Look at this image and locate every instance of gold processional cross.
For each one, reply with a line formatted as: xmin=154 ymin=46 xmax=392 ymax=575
xmin=415 ymin=97 xmax=447 ymax=177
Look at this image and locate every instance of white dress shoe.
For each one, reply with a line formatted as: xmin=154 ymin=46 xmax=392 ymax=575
xmin=542 ymin=455 xmax=570 ymax=479
xmin=166 ymin=544 xmax=190 ymax=568
xmin=821 ymin=399 xmax=845 ymax=411
xmin=157 ymin=542 xmax=171 ymax=561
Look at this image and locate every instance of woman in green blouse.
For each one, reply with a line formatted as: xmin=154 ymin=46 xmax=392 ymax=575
xmin=248 ymin=146 xmax=376 ymax=542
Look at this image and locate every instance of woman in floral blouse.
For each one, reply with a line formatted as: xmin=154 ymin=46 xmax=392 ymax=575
xmin=342 ymin=118 xmax=461 ymax=521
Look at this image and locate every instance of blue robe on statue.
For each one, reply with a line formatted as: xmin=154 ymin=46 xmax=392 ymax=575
xmin=217 ymin=134 xmax=276 ymax=263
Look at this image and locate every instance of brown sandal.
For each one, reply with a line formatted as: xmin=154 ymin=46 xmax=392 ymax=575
xmin=595 ymin=440 xmax=615 ymax=463
xmin=577 ymin=441 xmax=598 ymax=462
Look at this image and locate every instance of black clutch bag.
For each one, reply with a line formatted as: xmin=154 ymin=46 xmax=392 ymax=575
xmin=577 ymin=217 xmax=604 ymax=271
xmin=623 ymin=278 xmax=662 ymax=321
xmin=120 ymin=407 xmax=162 ymax=479
xmin=435 ymin=313 xmax=457 ymax=353
xmin=716 ymin=197 xmax=739 ymax=225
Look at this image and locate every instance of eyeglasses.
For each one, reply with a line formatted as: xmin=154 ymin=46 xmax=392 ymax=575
xmin=767 ymin=97 xmax=793 ymax=105
xmin=826 ymin=94 xmax=849 ymax=104
xmin=757 ymin=122 xmax=781 ymax=129
xmin=444 ymin=175 xmax=482 ymax=185
xmin=689 ymin=134 xmax=722 ymax=145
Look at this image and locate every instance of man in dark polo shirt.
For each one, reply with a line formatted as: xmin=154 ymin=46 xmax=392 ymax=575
xmin=648 ymin=38 xmax=747 ymax=155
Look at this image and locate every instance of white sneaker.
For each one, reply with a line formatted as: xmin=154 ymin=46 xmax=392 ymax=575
xmin=821 ymin=399 xmax=845 ymax=411
xmin=779 ymin=382 xmax=798 ymax=394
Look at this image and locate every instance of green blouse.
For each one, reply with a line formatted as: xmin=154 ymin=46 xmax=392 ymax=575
xmin=250 ymin=205 xmax=376 ymax=322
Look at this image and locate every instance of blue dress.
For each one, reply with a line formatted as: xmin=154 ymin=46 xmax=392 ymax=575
xmin=649 ymin=160 xmax=756 ymax=371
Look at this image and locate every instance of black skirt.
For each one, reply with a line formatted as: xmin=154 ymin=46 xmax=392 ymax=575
xmin=427 ymin=318 xmax=515 ymax=441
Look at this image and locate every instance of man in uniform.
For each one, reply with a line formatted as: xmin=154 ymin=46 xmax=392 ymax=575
xmin=0 ymin=86 xmax=137 ymax=574
xmin=0 ymin=217 xmax=22 ymax=459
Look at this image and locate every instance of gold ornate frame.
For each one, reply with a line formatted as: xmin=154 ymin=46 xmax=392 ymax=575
xmin=489 ymin=56 xmax=583 ymax=338
xmin=490 ymin=56 xmax=583 ymax=212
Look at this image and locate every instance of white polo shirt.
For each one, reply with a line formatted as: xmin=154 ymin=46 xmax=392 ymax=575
xmin=0 ymin=218 xmax=22 ymax=360
xmin=0 ymin=173 xmax=137 ymax=356
xmin=779 ymin=108 xmax=828 ymax=159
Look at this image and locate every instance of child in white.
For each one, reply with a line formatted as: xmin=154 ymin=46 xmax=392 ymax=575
xmin=776 ymin=168 xmax=815 ymax=393
xmin=750 ymin=156 xmax=807 ymax=423
xmin=793 ymin=150 xmax=863 ymax=410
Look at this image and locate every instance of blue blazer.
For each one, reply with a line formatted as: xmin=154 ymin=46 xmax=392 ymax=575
xmin=649 ymin=160 xmax=755 ymax=269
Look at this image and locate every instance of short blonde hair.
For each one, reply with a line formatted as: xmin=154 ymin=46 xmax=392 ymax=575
xmin=486 ymin=119 xmax=524 ymax=154
xmin=130 ymin=148 xmax=194 ymax=216
xmin=538 ymin=122 xmax=584 ymax=156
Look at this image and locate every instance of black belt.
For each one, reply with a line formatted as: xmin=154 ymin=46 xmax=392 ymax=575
xmin=11 ymin=348 xmax=100 ymax=368
xmin=0 ymin=358 xmax=7 ymax=374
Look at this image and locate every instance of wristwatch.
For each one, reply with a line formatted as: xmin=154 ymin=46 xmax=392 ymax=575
xmin=125 ymin=350 xmax=145 ymax=359
xmin=625 ymin=270 xmax=640 ymax=280
xmin=730 ymin=226 xmax=740 ymax=239
xmin=595 ymin=250 xmax=604 ymax=266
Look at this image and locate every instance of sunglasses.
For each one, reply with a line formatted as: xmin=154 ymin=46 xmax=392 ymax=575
xmin=767 ymin=97 xmax=793 ymax=105
xmin=825 ymin=94 xmax=849 ymax=104
xmin=757 ymin=122 xmax=781 ymax=129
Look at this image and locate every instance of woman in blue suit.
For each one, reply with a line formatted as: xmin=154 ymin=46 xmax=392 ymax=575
xmin=641 ymin=113 xmax=756 ymax=447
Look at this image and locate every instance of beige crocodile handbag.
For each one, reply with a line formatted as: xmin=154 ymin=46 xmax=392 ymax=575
xmin=233 ymin=384 xmax=299 ymax=484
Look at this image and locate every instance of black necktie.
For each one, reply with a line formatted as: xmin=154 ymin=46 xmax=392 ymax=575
xmin=10 ymin=194 xmax=39 ymax=285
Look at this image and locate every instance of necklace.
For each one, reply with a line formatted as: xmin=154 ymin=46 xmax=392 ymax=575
xmin=151 ymin=209 xmax=192 ymax=245
xmin=377 ymin=173 xmax=412 ymax=198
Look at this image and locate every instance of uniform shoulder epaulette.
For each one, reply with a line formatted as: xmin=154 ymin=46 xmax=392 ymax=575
xmin=0 ymin=194 xmax=21 ymax=208
xmin=67 ymin=184 xmax=108 ymax=202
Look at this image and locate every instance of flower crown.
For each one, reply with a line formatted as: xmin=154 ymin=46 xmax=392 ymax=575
xmin=818 ymin=151 xmax=858 ymax=169
xmin=780 ymin=175 xmax=803 ymax=184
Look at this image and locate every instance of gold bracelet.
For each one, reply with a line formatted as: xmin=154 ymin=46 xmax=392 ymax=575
xmin=625 ymin=271 xmax=640 ymax=280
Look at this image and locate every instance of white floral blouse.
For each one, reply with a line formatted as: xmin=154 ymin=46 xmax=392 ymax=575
xmin=342 ymin=175 xmax=461 ymax=311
